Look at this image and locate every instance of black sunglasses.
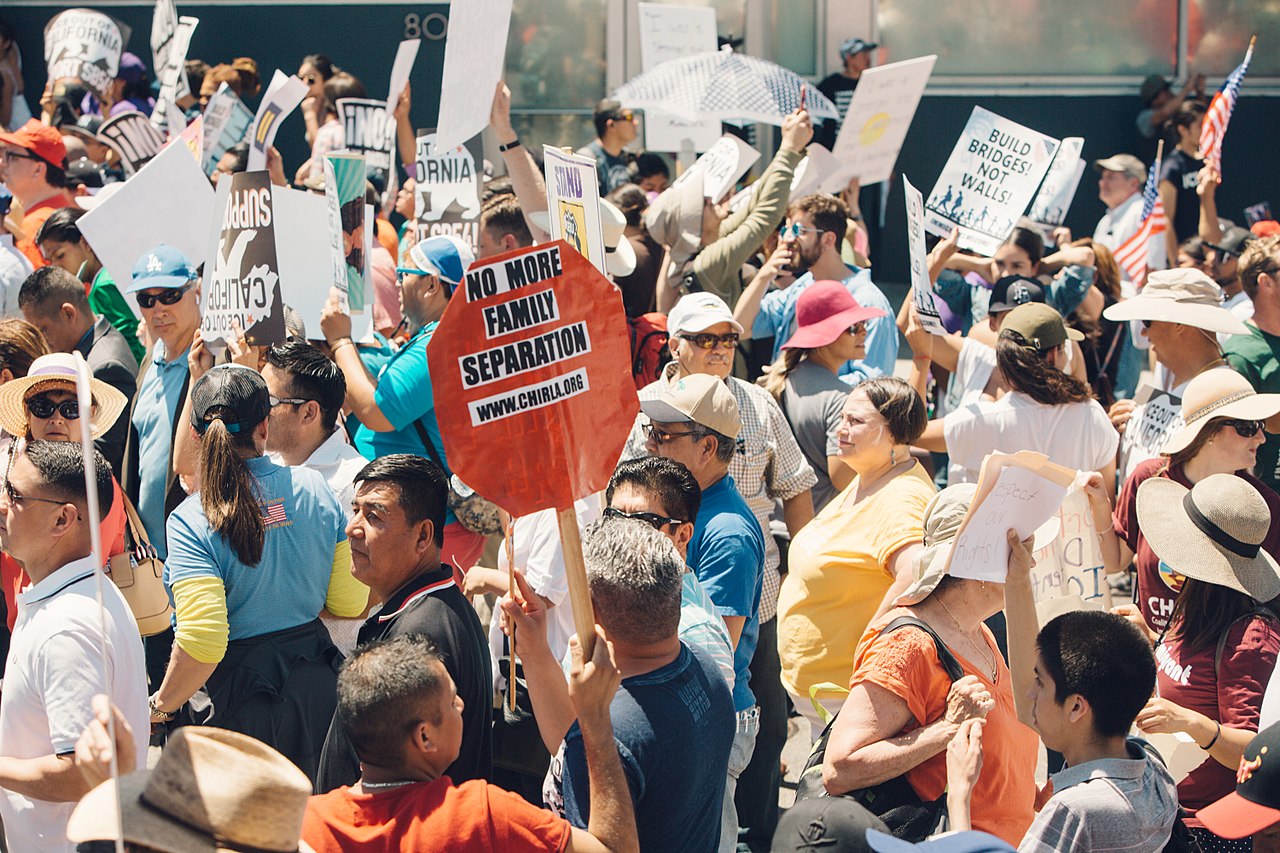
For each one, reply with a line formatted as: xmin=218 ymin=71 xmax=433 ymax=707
xmin=1219 ymin=418 xmax=1266 ymax=438
xmin=603 ymin=506 xmax=686 ymax=530
xmin=136 ymin=284 xmax=194 ymax=309
xmin=679 ymin=332 xmax=740 ymax=350
xmin=26 ymin=395 xmax=80 ymax=420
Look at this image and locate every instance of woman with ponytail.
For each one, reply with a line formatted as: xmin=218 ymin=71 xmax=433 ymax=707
xmin=149 ymin=365 xmax=367 ymax=781
xmin=916 ymin=303 xmax=1118 ymax=487
xmin=766 ymin=280 xmax=885 ymax=512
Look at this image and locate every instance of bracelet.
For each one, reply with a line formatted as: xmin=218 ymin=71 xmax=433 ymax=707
xmin=149 ymin=694 xmax=176 ymax=721
xmin=331 ymin=338 xmax=354 ymax=354
xmin=1200 ymin=720 xmax=1222 ymax=750
xmin=498 ymin=138 xmax=522 ymax=153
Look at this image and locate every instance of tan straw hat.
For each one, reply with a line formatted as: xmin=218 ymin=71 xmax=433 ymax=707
xmin=895 ymin=483 xmax=978 ymax=606
xmin=1162 ymin=368 xmax=1280 ymax=455
xmin=1103 ymin=268 xmax=1250 ymax=335
xmin=67 ymin=727 xmax=312 ymax=852
xmin=0 ymin=353 xmax=128 ymax=439
xmin=1136 ymin=474 xmax=1280 ymax=602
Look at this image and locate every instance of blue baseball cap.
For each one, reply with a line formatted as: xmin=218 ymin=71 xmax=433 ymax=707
xmin=840 ymin=37 xmax=878 ymax=58
xmin=397 ymin=235 xmax=475 ymax=288
xmin=129 ymin=245 xmax=198 ymax=292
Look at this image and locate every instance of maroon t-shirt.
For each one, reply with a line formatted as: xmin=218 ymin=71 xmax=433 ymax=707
xmin=1113 ymin=458 xmax=1280 ymax=632
xmin=1156 ymin=615 xmax=1280 ymax=823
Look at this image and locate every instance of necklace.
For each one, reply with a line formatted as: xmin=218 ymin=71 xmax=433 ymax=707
xmin=849 ymin=455 xmax=911 ymax=504
xmin=359 ymin=778 xmax=421 ymax=792
xmin=936 ymin=596 xmax=998 ymax=681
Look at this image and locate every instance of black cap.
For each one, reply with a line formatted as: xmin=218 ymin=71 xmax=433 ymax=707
xmin=989 ymin=275 xmax=1046 ymax=313
xmin=771 ymin=798 xmax=887 ymax=853
xmin=1205 ymin=225 xmax=1258 ymax=258
xmin=190 ymin=365 xmax=270 ymax=435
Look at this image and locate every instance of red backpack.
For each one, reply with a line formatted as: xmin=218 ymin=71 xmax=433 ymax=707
xmin=627 ymin=312 xmax=670 ymax=389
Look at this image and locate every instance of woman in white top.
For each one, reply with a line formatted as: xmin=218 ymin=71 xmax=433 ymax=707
xmin=916 ymin=302 xmax=1118 ymax=487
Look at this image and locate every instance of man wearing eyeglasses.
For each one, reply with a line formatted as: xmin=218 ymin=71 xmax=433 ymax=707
xmin=321 ymin=234 xmax=486 ymax=571
xmin=1224 ymin=235 xmax=1280 ymax=495
xmin=0 ymin=119 xmax=75 ymax=270
xmin=639 ymin=372 xmax=766 ymax=853
xmin=579 ymin=99 xmax=638 ymax=197
xmin=0 ymin=441 xmax=148 ymax=853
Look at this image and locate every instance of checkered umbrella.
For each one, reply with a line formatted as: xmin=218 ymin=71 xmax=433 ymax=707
xmin=613 ymin=46 xmax=839 ymax=126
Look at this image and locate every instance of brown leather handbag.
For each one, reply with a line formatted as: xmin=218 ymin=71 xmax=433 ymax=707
xmin=107 ymin=494 xmax=173 ymax=636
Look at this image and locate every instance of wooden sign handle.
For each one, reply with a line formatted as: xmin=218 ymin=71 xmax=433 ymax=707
xmin=556 ymin=506 xmax=597 ymax=651
xmin=504 ymin=514 xmax=517 ymax=713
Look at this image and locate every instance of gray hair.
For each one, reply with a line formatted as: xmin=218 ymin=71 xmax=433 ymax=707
xmin=583 ymin=516 xmax=684 ymax=645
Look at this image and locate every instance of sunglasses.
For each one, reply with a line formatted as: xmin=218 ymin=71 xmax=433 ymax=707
xmin=848 ymin=321 xmax=868 ymax=336
xmin=269 ymin=395 xmax=310 ymax=408
xmin=603 ymin=506 xmax=686 ymax=530
xmin=678 ymin=332 xmax=739 ymax=350
xmin=136 ymin=284 xmax=194 ymax=309
xmin=643 ymin=422 xmax=705 ymax=446
xmin=3 ymin=480 xmax=67 ymax=508
xmin=395 ymin=267 xmax=456 ymax=299
xmin=613 ymin=110 xmax=636 ymax=123
xmin=25 ymin=395 xmax=80 ymax=420
xmin=779 ymin=223 xmax=823 ymax=239
xmin=1219 ymin=418 xmax=1266 ymax=438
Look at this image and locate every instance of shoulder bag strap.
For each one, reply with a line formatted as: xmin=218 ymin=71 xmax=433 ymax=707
xmin=411 ymin=418 xmax=447 ymax=473
xmin=1215 ymin=602 xmax=1280 ymax=676
xmin=119 ymin=491 xmax=159 ymax=559
xmin=880 ymin=615 xmax=966 ymax=683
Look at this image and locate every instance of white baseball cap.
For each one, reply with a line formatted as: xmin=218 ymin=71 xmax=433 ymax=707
xmin=668 ymin=293 xmax=743 ymax=336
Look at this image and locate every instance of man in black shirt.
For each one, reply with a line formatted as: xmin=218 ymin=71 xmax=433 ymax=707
xmin=315 ymin=454 xmax=493 ymax=792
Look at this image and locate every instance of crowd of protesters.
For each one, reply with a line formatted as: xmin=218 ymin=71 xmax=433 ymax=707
xmin=0 ymin=18 xmax=1278 ymax=853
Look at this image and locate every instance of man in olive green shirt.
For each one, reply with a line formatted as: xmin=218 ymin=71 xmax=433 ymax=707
xmin=1223 ymin=235 xmax=1280 ymax=494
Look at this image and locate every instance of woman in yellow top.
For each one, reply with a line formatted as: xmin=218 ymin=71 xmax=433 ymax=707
xmin=777 ymin=376 xmax=935 ymax=740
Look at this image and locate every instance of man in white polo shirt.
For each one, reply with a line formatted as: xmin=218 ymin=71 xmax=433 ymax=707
xmin=0 ymin=441 xmax=148 ymax=852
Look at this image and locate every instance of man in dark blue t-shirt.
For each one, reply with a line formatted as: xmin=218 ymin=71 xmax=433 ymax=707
xmin=641 ymin=373 xmax=765 ymax=853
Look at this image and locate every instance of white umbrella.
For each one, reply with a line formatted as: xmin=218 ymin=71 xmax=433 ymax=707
xmin=613 ymin=46 xmax=839 ymax=127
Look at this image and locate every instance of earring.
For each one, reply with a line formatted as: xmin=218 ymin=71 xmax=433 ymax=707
xmin=890 ymin=446 xmax=896 ymax=465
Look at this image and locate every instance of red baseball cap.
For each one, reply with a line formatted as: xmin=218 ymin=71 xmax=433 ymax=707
xmin=1196 ymin=722 xmax=1280 ymax=839
xmin=0 ymin=119 xmax=67 ymax=170
xmin=782 ymin=280 xmax=886 ymax=350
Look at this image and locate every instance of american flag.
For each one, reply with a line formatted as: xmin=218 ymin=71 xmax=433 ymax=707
xmin=1112 ymin=151 xmax=1167 ymax=286
xmin=262 ymin=500 xmax=288 ymax=527
xmin=1200 ymin=38 xmax=1255 ymax=178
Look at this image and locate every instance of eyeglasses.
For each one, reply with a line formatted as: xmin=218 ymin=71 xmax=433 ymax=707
xmin=678 ymin=332 xmax=739 ymax=350
xmin=779 ymin=223 xmax=823 ymax=239
xmin=0 ymin=150 xmax=36 ymax=164
xmin=1140 ymin=319 xmax=1155 ymax=330
xmin=1219 ymin=418 xmax=1266 ymax=438
xmin=3 ymin=480 xmax=68 ymax=508
xmin=396 ymin=267 xmax=456 ymax=299
xmin=25 ymin=395 xmax=80 ymax=420
xmin=643 ymin=423 xmax=705 ymax=446
xmin=136 ymin=284 xmax=194 ymax=309
xmin=848 ymin=321 xmax=868 ymax=336
xmin=603 ymin=506 xmax=686 ymax=530
xmin=269 ymin=395 xmax=310 ymax=408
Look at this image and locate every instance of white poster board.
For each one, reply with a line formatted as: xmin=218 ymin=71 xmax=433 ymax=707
xmin=151 ymin=7 xmax=197 ymax=129
xmin=78 ymin=140 xmax=214 ymax=301
xmin=824 ymin=55 xmax=936 ymax=190
xmin=728 ymin=144 xmax=839 ymax=212
xmin=1029 ymin=487 xmax=1114 ymax=612
xmin=950 ymin=466 xmax=1070 ymax=583
xmin=671 ymin=134 xmax=760 ymax=202
xmin=435 ymin=0 xmax=514 ymax=153
xmin=247 ymin=69 xmax=308 ymax=172
xmin=637 ymin=3 xmax=720 ymax=153
xmin=543 ymin=145 xmax=608 ymax=274
xmin=386 ymin=38 xmax=420 ymax=112
xmin=904 ymin=176 xmax=945 ymax=334
xmin=924 ymin=106 xmax=1060 ymax=256
xmin=1028 ymin=136 xmax=1086 ymax=228
xmin=202 ymin=83 xmax=254 ymax=175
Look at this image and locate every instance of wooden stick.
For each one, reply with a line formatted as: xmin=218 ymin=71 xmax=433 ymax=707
xmin=504 ymin=513 xmax=517 ymax=713
xmin=556 ymin=506 xmax=596 ymax=650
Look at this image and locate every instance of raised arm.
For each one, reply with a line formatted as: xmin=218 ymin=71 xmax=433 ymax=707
xmin=490 ymin=81 xmax=549 ymax=242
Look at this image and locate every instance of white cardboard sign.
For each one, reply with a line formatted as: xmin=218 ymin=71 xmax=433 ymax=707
xmin=543 ymin=145 xmax=608 ymax=274
xmin=1028 ymin=136 xmax=1086 ymax=228
xmin=825 ymin=55 xmax=936 ymax=190
xmin=671 ymin=134 xmax=760 ymax=202
xmin=435 ymin=0 xmax=514 ymax=153
xmin=637 ymin=3 xmax=720 ymax=153
xmin=247 ymin=69 xmax=308 ymax=172
xmin=904 ymin=176 xmax=945 ymax=335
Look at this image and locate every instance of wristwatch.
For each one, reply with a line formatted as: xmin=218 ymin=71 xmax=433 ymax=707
xmin=149 ymin=694 xmax=176 ymax=721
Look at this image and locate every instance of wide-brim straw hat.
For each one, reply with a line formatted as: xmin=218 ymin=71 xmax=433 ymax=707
xmin=0 ymin=353 xmax=128 ymax=439
xmin=1103 ymin=268 xmax=1250 ymax=336
xmin=1136 ymin=474 xmax=1280 ymax=602
xmin=67 ymin=727 xmax=311 ymax=853
xmin=1162 ymin=367 xmax=1280 ymax=455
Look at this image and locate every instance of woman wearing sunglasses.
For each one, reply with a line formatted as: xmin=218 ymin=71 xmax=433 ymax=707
xmin=1103 ymin=368 xmax=1280 ymax=639
xmin=0 ymin=352 xmax=130 ymax=632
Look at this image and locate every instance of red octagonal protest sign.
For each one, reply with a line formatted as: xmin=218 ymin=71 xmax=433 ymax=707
xmin=428 ymin=241 xmax=639 ymax=518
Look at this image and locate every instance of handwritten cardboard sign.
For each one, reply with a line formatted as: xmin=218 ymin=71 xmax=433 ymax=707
xmin=636 ymin=3 xmax=721 ymax=152
xmin=1029 ymin=487 xmax=1114 ymax=613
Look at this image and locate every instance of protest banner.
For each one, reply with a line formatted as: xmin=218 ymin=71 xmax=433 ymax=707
xmin=337 ymin=98 xmax=396 ymax=173
xmin=151 ymin=14 xmax=198 ymax=131
xmin=414 ymin=130 xmax=484 ymax=253
xmin=824 ymin=55 xmax=936 ymax=191
xmin=97 ymin=112 xmax=166 ymax=176
xmin=1029 ymin=487 xmax=1113 ymax=613
xmin=202 ymin=83 xmax=254 ymax=175
xmin=202 ymin=170 xmax=285 ymax=348
xmin=924 ymin=106 xmax=1060 ymax=255
xmin=435 ymin=0 xmax=513 ymax=153
xmin=429 ymin=241 xmax=638 ymax=643
xmin=946 ymin=451 xmax=1077 ymax=583
xmin=43 ymin=9 xmax=130 ymax=99
xmin=636 ymin=3 xmax=720 ymax=153
xmin=543 ymin=146 xmax=608 ymax=274
xmin=78 ymin=139 xmax=214 ymax=301
xmin=1118 ymin=383 xmax=1185 ymax=481
xmin=324 ymin=153 xmax=369 ymax=314
xmin=1028 ymin=136 xmax=1085 ymax=229
xmin=727 ymin=143 xmax=838 ymax=212
xmin=386 ymin=38 xmax=420 ymax=112
xmin=671 ymin=134 xmax=761 ymax=202
xmin=904 ymin=176 xmax=945 ymax=334
xmin=247 ymin=69 xmax=309 ymax=172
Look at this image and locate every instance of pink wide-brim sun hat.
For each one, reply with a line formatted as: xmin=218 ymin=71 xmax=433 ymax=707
xmin=782 ymin=280 xmax=886 ymax=350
